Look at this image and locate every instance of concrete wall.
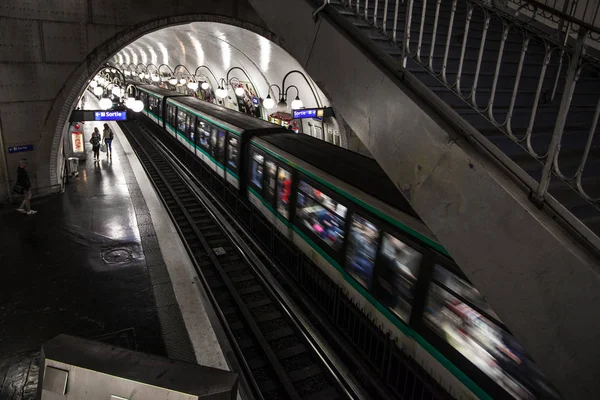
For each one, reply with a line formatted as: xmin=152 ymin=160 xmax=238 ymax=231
xmin=0 ymin=0 xmax=269 ymax=202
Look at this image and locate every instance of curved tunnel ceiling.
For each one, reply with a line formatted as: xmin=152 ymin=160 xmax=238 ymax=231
xmin=113 ymin=22 xmax=331 ymax=110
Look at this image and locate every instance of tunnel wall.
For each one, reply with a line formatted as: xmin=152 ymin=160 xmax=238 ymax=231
xmin=0 ymin=0 xmax=269 ymax=201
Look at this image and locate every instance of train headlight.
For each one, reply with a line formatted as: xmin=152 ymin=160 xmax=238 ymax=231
xmin=131 ymin=99 xmax=144 ymax=113
xmin=93 ymin=86 xmax=104 ymax=96
xmin=99 ymin=97 xmax=112 ymax=110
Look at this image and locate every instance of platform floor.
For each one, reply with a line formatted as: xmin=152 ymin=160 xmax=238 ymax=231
xmin=0 ymin=118 xmax=198 ymax=398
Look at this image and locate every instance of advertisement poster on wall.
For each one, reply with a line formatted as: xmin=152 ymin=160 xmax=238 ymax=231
xmin=232 ymin=81 xmax=262 ymax=119
xmin=198 ymin=83 xmax=216 ymax=104
xmin=72 ymin=131 xmax=84 ymax=153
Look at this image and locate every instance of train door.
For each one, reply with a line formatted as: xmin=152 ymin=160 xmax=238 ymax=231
xmin=224 ymin=133 xmax=240 ymax=188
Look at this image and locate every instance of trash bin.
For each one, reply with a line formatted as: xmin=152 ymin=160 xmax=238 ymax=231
xmin=68 ymin=157 xmax=79 ymax=177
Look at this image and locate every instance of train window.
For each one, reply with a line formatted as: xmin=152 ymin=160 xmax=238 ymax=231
xmin=227 ymin=136 xmax=239 ymax=170
xmin=169 ymin=105 xmax=176 ymax=127
xmin=209 ymin=126 xmax=219 ymax=160
xmin=372 ymin=233 xmax=422 ymax=323
xmin=158 ymin=99 xmax=163 ymax=118
xmin=187 ymin=116 xmax=196 ymax=143
xmin=276 ymin=167 xmax=292 ymax=219
xmin=296 ymin=180 xmax=347 ymax=251
xmin=263 ymin=160 xmax=277 ymax=204
xmin=177 ymin=109 xmax=187 ymax=133
xmin=345 ymin=214 xmax=380 ymax=290
xmin=214 ymin=130 xmax=226 ymax=164
xmin=197 ymin=120 xmax=211 ymax=151
xmin=424 ymin=265 xmax=559 ymax=400
xmin=250 ymin=152 xmax=264 ymax=189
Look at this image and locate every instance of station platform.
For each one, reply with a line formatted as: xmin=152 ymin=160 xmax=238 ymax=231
xmin=0 ymin=97 xmax=230 ymax=397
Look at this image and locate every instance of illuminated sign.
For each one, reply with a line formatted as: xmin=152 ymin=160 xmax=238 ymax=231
xmin=94 ymin=111 xmax=127 ymax=121
xmin=252 ymin=97 xmax=259 ymax=105
xmin=292 ymin=107 xmax=333 ymax=119
xmin=8 ymin=145 xmax=34 ymax=154
xmin=71 ymin=132 xmax=84 ymax=153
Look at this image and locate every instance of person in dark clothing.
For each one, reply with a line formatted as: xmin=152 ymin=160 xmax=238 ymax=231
xmin=90 ymin=127 xmax=101 ymax=161
xmin=102 ymin=123 xmax=114 ymax=159
xmin=16 ymin=158 xmax=36 ymax=214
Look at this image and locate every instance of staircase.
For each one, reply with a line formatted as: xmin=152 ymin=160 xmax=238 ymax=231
xmin=327 ymin=0 xmax=600 ymax=241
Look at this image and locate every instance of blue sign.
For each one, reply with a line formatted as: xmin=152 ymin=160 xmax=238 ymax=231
xmin=94 ymin=111 xmax=127 ymax=121
xmin=293 ymin=109 xmax=319 ymax=119
xmin=8 ymin=145 xmax=34 ymax=154
xmin=252 ymin=97 xmax=259 ymax=105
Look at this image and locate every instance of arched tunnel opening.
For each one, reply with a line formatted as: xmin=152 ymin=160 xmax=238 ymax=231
xmin=55 ymin=20 xmax=373 ymax=197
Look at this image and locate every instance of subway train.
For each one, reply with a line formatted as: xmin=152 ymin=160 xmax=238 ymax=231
xmin=134 ymin=84 xmax=560 ymax=400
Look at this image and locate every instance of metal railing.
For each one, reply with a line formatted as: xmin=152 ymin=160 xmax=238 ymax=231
xmin=322 ymin=0 xmax=600 ymax=229
xmin=504 ymin=0 xmax=600 ymax=41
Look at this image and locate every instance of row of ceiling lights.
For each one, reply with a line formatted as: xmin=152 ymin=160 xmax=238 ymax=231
xmin=88 ymin=69 xmax=144 ymax=112
xmin=119 ymin=63 xmax=312 ymax=112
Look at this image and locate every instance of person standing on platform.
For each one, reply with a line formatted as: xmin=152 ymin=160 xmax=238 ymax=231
xmin=16 ymin=158 xmax=36 ymax=215
xmin=103 ymin=123 xmax=114 ymax=159
xmin=90 ymin=127 xmax=101 ymax=161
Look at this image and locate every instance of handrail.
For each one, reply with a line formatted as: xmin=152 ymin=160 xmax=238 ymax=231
xmin=320 ymin=0 xmax=600 ymax=250
xmin=506 ymin=0 xmax=600 ymax=35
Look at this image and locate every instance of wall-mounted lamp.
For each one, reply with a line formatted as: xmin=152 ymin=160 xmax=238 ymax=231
xmin=215 ymin=78 xmax=228 ymax=99
xmin=194 ymin=65 xmax=219 ymax=92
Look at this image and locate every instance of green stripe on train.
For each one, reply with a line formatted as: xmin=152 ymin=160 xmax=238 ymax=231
xmin=247 ymin=187 xmax=490 ymax=400
xmin=251 ymin=141 xmax=449 ymax=257
xmin=165 ymin=123 xmax=239 ymax=179
xmin=167 ymin=100 xmax=241 ymax=136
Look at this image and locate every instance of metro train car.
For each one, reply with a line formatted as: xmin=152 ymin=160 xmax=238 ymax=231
xmin=134 ymin=84 xmax=560 ymax=400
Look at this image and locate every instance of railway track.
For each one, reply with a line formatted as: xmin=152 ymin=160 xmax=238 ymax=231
xmin=119 ymin=119 xmax=362 ymax=400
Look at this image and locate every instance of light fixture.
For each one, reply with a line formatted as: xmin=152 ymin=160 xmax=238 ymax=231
xmin=89 ymin=80 xmax=98 ymax=88
xmin=187 ymin=82 xmax=199 ymax=90
xmin=234 ymin=86 xmax=245 ymax=97
xmin=144 ymin=73 xmax=150 ymax=79
xmin=99 ymin=97 xmax=112 ymax=110
xmin=124 ymin=71 xmax=131 ymax=76
xmin=215 ymin=86 xmax=228 ymax=99
xmin=179 ymin=78 xmax=187 ymax=85
xmin=97 ymin=77 xmax=105 ymax=85
xmin=168 ymin=78 xmax=178 ymax=85
xmin=93 ymin=86 xmax=103 ymax=96
xmin=131 ymin=99 xmax=144 ymax=113
xmin=291 ymin=96 xmax=304 ymax=110
xmin=151 ymin=74 xmax=159 ymax=82
xmin=138 ymin=73 xmax=144 ymax=79
xmin=106 ymin=83 xmax=113 ymax=91
xmin=125 ymin=97 xmax=134 ymax=109
xmin=110 ymin=68 xmax=116 ymax=73
xmin=111 ymin=86 xmax=121 ymax=97
xmin=201 ymin=81 xmax=210 ymax=90
xmin=263 ymin=95 xmax=275 ymax=110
